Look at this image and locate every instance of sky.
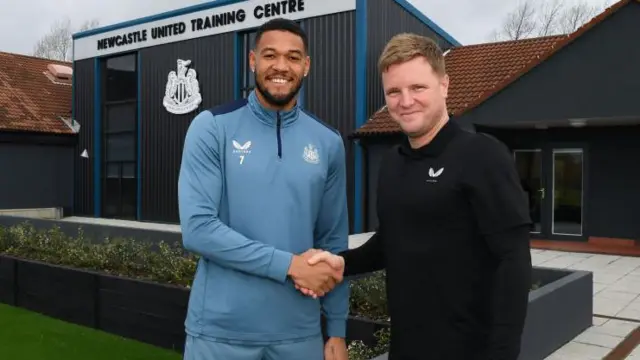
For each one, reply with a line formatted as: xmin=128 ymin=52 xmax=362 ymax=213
xmin=0 ymin=0 xmax=614 ymax=57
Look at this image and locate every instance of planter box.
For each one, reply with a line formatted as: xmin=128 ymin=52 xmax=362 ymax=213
xmin=97 ymin=274 xmax=189 ymax=351
xmin=362 ymin=266 xmax=593 ymax=360
xmin=346 ymin=316 xmax=390 ymax=346
xmin=519 ymin=267 xmax=593 ymax=360
xmin=321 ymin=314 xmax=389 ymax=346
xmin=0 ymin=254 xmax=592 ymax=359
xmin=0 ymin=255 xmax=385 ymax=352
xmin=0 ymin=255 xmax=189 ymax=352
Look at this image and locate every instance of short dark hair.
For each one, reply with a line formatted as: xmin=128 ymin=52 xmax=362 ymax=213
xmin=254 ymin=18 xmax=308 ymax=53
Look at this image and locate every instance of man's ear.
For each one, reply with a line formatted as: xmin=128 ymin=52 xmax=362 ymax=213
xmin=249 ymin=50 xmax=256 ymax=72
xmin=304 ymin=55 xmax=310 ymax=77
xmin=440 ymin=73 xmax=449 ymax=98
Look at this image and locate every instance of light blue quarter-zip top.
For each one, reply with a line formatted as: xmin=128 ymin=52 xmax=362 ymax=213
xmin=178 ymin=90 xmax=350 ymax=343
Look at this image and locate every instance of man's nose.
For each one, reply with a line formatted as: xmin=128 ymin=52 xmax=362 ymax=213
xmin=273 ymin=56 xmax=288 ymax=71
xmin=399 ymin=91 xmax=414 ymax=107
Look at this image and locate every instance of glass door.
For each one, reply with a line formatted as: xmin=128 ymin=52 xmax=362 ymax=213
xmin=514 ymin=150 xmax=544 ymax=234
xmin=551 ymin=149 xmax=584 ymax=237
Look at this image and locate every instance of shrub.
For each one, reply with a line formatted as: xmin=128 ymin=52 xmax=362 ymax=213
xmin=348 ymin=327 xmax=390 ymax=360
xmin=348 ymin=271 xmax=389 ymax=322
xmin=0 ymin=222 xmax=197 ymax=287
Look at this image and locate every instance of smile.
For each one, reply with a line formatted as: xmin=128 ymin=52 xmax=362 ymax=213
xmin=269 ymin=78 xmax=289 ymax=84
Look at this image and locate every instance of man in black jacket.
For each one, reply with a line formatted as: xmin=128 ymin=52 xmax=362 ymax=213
xmin=301 ymin=33 xmax=533 ymax=360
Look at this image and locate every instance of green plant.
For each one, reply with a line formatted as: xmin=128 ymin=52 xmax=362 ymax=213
xmin=347 ymin=327 xmax=390 ymax=360
xmin=348 ymin=271 xmax=388 ymax=322
xmin=0 ymin=222 xmax=197 ymax=287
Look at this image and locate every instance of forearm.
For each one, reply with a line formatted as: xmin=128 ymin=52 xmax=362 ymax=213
xmin=180 ymin=213 xmax=293 ymax=283
xmin=487 ymin=225 xmax=532 ymax=360
xmin=320 ymin=281 xmax=349 ymax=338
xmin=340 ymin=232 xmax=385 ymax=277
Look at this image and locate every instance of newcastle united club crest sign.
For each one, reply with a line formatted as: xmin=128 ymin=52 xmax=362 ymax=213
xmin=163 ymin=59 xmax=202 ymax=115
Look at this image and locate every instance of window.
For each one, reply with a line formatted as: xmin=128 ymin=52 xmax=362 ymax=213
xmin=102 ymin=53 xmax=138 ymax=220
xmin=105 ymin=54 xmax=137 ymax=102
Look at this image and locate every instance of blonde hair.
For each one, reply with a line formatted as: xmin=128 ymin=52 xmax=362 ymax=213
xmin=378 ymin=33 xmax=446 ymax=75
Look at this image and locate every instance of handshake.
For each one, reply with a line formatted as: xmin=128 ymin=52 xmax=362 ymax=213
xmin=287 ymin=249 xmax=345 ymax=298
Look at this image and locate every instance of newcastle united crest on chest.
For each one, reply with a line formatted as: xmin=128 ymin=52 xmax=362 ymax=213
xmin=163 ymin=59 xmax=202 ymax=115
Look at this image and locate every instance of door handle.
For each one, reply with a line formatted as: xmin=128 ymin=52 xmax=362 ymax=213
xmin=538 ymin=188 xmax=545 ymax=199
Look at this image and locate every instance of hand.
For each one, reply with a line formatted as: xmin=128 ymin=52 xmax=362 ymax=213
xmin=288 ymin=249 xmax=343 ymax=298
xmin=296 ymin=251 xmax=345 ymax=298
xmin=324 ymin=337 xmax=348 ymax=360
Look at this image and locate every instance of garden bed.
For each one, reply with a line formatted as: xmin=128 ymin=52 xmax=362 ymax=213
xmin=0 ymin=255 xmax=190 ymax=351
xmin=0 ymin=222 xmax=593 ymax=359
xmin=0 ymin=222 xmax=390 ymax=355
xmin=350 ymin=267 xmax=593 ymax=360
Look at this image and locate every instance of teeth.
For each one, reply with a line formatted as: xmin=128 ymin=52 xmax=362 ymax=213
xmin=271 ymin=78 xmax=287 ymax=84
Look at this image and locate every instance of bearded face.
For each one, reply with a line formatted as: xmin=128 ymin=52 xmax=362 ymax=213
xmin=250 ymin=30 xmax=310 ymax=108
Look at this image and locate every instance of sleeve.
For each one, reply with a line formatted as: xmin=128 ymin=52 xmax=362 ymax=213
xmin=314 ymin=136 xmax=350 ymax=338
xmin=339 ymin=149 xmax=390 ymax=277
xmin=340 ymin=230 xmax=385 ymax=277
xmin=463 ymin=135 xmax=533 ymax=360
xmin=178 ymin=111 xmax=293 ymax=283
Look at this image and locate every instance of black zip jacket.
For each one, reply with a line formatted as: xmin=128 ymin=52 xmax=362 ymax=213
xmin=341 ymin=120 xmax=533 ymax=360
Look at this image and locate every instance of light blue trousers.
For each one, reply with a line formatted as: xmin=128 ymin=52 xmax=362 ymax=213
xmin=183 ymin=334 xmax=324 ymax=360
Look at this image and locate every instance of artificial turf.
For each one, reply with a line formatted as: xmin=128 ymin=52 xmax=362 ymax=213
xmin=0 ymin=303 xmax=182 ymax=360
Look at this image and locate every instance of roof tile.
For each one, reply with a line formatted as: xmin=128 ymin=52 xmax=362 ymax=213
xmin=355 ymin=0 xmax=633 ymax=137
xmin=0 ymin=51 xmax=74 ymax=134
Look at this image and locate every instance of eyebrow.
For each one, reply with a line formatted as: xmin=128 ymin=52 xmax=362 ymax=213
xmin=260 ymin=47 xmax=304 ymax=56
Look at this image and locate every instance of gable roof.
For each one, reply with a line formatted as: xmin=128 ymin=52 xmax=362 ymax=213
xmin=0 ymin=51 xmax=75 ymax=135
xmin=354 ymin=0 xmax=634 ymax=137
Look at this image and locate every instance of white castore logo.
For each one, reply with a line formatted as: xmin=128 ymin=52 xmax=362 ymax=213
xmin=429 ymin=167 xmax=443 ymax=177
xmin=163 ymin=59 xmax=202 ymax=115
xmin=232 ymin=140 xmax=251 ymax=164
xmin=302 ymin=144 xmax=320 ymax=164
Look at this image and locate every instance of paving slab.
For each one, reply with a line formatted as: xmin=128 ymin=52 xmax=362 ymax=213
xmin=535 ymin=249 xmax=640 ymax=359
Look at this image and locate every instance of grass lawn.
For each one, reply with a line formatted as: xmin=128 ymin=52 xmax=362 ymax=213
xmin=0 ymin=303 xmax=182 ymax=360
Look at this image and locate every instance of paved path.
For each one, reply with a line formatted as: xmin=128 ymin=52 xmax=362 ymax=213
xmin=533 ymin=249 xmax=640 ymax=359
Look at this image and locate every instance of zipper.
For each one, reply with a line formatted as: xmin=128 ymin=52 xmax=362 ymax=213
xmin=276 ymin=111 xmax=282 ymax=158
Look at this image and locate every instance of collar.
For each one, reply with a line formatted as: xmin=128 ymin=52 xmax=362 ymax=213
xmin=247 ymin=90 xmax=300 ymax=127
xmin=398 ymin=118 xmax=461 ymax=159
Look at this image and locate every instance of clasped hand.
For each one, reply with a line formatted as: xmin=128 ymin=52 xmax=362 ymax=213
xmin=288 ymin=249 xmax=345 ymax=298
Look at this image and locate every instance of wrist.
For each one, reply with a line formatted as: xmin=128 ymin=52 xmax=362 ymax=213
xmin=287 ymin=255 xmax=303 ymax=278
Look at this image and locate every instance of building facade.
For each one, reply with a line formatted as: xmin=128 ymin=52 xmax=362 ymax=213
xmin=354 ymin=0 xmax=640 ymax=245
xmin=0 ymin=52 xmax=76 ymax=215
xmin=71 ymin=0 xmax=460 ymax=231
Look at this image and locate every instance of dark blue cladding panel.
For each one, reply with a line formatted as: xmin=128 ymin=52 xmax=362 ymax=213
xmin=73 ymin=59 xmax=95 ymax=216
xmin=138 ymin=33 xmax=236 ymax=223
xmin=302 ymin=11 xmax=357 ymax=232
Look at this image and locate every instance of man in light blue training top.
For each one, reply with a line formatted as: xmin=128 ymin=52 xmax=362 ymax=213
xmin=178 ymin=18 xmax=349 ymax=360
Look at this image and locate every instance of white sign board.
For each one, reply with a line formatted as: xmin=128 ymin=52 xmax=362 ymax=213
xmin=73 ymin=0 xmax=356 ymax=60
